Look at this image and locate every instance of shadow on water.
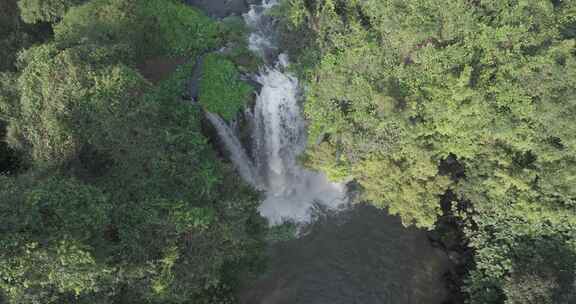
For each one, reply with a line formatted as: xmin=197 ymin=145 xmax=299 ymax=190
xmin=240 ymin=204 xmax=453 ymax=304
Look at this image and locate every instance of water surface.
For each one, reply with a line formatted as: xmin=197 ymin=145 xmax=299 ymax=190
xmin=240 ymin=205 xmax=452 ymax=304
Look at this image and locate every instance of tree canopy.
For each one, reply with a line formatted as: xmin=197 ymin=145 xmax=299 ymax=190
xmin=279 ymin=0 xmax=576 ymax=302
xmin=0 ymin=0 xmax=265 ymax=302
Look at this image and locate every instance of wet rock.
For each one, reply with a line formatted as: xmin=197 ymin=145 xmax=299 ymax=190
xmin=427 ymin=231 xmax=446 ymax=249
xmin=234 ymin=108 xmax=257 ymax=160
xmin=200 ymin=111 xmax=227 ymax=159
xmin=186 ymin=55 xmax=204 ymax=102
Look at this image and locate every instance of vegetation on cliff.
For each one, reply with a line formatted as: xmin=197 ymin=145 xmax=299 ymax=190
xmin=199 ymin=53 xmax=253 ymax=120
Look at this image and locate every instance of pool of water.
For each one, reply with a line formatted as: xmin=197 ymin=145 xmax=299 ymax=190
xmin=240 ymin=204 xmax=453 ymax=304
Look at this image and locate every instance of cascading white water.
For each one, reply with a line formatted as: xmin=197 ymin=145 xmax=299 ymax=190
xmin=207 ymin=0 xmax=347 ymax=225
xmin=205 ymin=112 xmax=260 ymax=188
xmin=253 ymin=61 xmax=347 ymax=225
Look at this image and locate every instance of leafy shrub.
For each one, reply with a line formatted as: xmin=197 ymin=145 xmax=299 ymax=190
xmin=199 ymin=53 xmax=253 ymax=120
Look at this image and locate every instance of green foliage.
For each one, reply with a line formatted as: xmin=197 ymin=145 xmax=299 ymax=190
xmin=8 ymin=43 xmax=148 ymax=165
xmin=302 ymin=142 xmax=351 ymax=181
xmin=354 ymin=149 xmax=451 ymax=229
xmin=0 ymin=1 xmax=24 ymax=71
xmin=0 ymin=0 xmax=266 ymax=302
xmin=0 ymin=0 xmax=48 ymax=72
xmin=463 ymin=199 xmax=576 ymax=304
xmin=18 ymin=0 xmax=85 ymax=23
xmin=219 ymin=16 xmax=249 ymax=45
xmin=53 ymin=0 xmax=153 ymax=63
xmin=0 ymin=175 xmax=113 ymax=303
xmin=199 ymin=53 xmax=253 ymax=120
xmin=1 ymin=176 xmax=111 ymax=241
xmin=54 ymin=0 xmax=220 ymax=63
xmin=0 ymin=122 xmax=20 ymax=174
xmin=0 ymin=74 xmax=22 ymax=173
xmin=138 ymin=0 xmax=220 ymax=57
xmin=218 ymin=16 xmax=261 ymax=73
xmin=0 ymin=240 xmax=110 ymax=304
xmin=503 ymin=272 xmax=558 ymax=304
xmin=0 ymin=176 xmax=111 ymax=244
xmin=281 ymin=0 xmax=576 ymax=302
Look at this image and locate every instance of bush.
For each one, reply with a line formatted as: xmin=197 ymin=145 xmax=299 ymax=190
xmin=199 ymin=53 xmax=253 ymax=120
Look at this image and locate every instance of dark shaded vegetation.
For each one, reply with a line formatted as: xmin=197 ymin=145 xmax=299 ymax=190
xmin=0 ymin=120 xmax=21 ymax=174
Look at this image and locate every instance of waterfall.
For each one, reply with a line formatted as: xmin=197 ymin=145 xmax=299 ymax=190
xmin=205 ymin=112 xmax=260 ymax=188
xmin=207 ymin=0 xmax=347 ymax=225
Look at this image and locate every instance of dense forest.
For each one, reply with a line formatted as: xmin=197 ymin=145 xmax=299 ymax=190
xmin=0 ymin=0 xmax=264 ymax=303
xmin=0 ymin=0 xmax=575 ymax=303
xmin=278 ymin=0 xmax=576 ymax=303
